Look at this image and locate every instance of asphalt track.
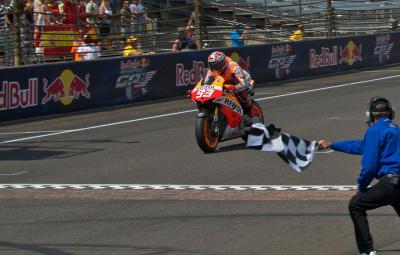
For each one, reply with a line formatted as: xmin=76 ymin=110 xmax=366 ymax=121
xmin=1 ymin=66 xmax=400 ymax=255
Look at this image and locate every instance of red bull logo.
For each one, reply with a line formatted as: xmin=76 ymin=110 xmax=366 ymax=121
xmin=176 ymin=60 xmax=208 ymax=87
xmin=42 ymin=70 xmax=90 ymax=105
xmin=374 ymin=34 xmax=394 ymax=64
xmin=120 ymin=58 xmax=150 ymax=70
xmin=0 ymin=78 xmax=38 ymax=111
xmin=340 ymin=41 xmax=362 ymax=66
xmin=269 ymin=44 xmax=296 ymax=79
xmin=309 ymin=46 xmax=339 ymax=68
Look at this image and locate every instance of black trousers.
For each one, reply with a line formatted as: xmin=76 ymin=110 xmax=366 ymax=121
xmin=349 ymin=175 xmax=400 ymax=253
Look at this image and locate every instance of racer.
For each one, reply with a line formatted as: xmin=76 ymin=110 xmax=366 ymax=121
xmin=205 ymin=51 xmax=259 ymax=122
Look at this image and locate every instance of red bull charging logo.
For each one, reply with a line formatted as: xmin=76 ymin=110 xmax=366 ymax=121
xmin=340 ymin=41 xmax=362 ymax=66
xmin=42 ymin=70 xmax=90 ymax=105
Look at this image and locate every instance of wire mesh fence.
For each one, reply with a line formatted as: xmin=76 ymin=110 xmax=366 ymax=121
xmin=0 ymin=0 xmax=399 ymax=66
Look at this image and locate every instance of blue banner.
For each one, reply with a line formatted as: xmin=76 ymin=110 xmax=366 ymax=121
xmin=0 ymin=32 xmax=399 ymax=122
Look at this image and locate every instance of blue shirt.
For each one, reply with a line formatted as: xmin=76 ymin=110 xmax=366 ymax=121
xmin=331 ymin=117 xmax=400 ymax=192
xmin=230 ymin=30 xmax=245 ymax=47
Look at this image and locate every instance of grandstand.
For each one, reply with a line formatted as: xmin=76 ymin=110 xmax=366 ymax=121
xmin=0 ymin=0 xmax=399 ymax=66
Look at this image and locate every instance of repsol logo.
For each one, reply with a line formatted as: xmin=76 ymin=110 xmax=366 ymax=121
xmin=224 ymin=98 xmax=242 ymax=115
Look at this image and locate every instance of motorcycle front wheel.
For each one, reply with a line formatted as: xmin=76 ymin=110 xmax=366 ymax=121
xmin=195 ymin=113 xmax=219 ymax=153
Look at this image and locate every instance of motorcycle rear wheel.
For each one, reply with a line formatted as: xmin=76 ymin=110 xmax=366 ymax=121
xmin=195 ymin=115 xmax=219 ymax=153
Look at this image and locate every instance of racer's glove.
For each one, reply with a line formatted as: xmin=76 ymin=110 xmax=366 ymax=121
xmin=224 ymin=85 xmax=236 ymax=92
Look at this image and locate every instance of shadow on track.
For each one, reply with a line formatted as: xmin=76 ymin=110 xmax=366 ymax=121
xmin=215 ymin=142 xmax=249 ymax=153
xmin=0 ymin=140 xmax=140 ymax=161
xmin=0 ymin=241 xmax=209 ymax=255
xmin=0 ymin=241 xmax=76 ymax=255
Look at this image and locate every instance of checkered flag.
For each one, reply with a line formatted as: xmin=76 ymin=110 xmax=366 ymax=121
xmin=247 ymin=123 xmax=319 ymax=172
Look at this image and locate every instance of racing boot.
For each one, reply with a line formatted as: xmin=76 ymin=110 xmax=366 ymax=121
xmin=248 ymin=105 xmax=261 ymax=124
xmin=237 ymin=92 xmax=261 ymax=125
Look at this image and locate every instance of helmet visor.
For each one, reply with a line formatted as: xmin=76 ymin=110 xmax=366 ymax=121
xmin=209 ymin=61 xmax=225 ymax=72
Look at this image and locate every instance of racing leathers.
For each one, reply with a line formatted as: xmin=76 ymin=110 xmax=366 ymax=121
xmin=204 ymin=56 xmax=257 ymax=120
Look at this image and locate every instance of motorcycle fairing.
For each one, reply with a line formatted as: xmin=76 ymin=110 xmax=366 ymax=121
xmin=191 ymin=77 xmax=224 ymax=103
xmin=220 ymin=125 xmax=245 ymax=141
xmin=215 ymin=95 xmax=243 ymax=128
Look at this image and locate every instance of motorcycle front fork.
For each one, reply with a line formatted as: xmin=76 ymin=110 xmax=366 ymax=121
xmin=211 ymin=107 xmax=219 ymax=135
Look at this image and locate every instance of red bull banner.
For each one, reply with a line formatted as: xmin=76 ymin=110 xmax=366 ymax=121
xmin=1 ymin=32 xmax=400 ymax=122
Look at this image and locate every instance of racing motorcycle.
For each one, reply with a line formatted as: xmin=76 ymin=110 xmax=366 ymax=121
xmin=190 ymin=75 xmax=264 ymax=153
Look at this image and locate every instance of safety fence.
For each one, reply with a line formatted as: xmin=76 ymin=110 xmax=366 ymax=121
xmin=1 ymin=31 xmax=399 ymax=122
xmin=1 ymin=0 xmax=400 ymax=67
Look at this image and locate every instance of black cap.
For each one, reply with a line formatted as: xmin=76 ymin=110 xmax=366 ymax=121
xmin=371 ymin=100 xmax=390 ymax=113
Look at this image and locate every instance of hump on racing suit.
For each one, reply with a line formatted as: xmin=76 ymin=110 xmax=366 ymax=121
xmin=205 ymin=56 xmax=253 ymax=94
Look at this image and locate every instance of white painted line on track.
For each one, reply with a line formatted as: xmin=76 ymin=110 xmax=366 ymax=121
xmin=316 ymin=150 xmax=334 ymax=154
xmin=0 ymin=184 xmax=357 ymax=191
xmin=0 ymin=171 xmax=29 ymax=176
xmin=255 ymin=74 xmax=400 ymax=101
xmin=0 ymin=109 xmax=196 ymax=144
xmin=2 ymin=74 xmax=400 ymax=145
xmin=0 ymin=130 xmax=68 ymax=135
xmin=364 ymin=70 xmax=400 ymax=72
xmin=328 ymin=117 xmax=364 ymax=120
xmin=253 ymin=92 xmax=284 ymax=95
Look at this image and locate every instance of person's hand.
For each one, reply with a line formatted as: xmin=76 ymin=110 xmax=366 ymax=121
xmin=318 ymin=140 xmax=331 ymax=150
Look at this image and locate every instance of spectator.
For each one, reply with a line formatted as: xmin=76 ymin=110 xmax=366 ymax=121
xmin=24 ymin=0 xmax=34 ymax=23
xmin=35 ymin=0 xmax=50 ymax=63
xmin=172 ymin=25 xmax=196 ymax=52
xmin=171 ymin=27 xmax=184 ymax=52
xmin=58 ymin=0 xmax=63 ymax=13
xmin=129 ymin=0 xmax=151 ymax=33
xmin=120 ymin=0 xmax=131 ymax=38
xmin=22 ymin=0 xmax=35 ymax=64
xmin=77 ymin=34 xmax=100 ymax=60
xmin=85 ymin=0 xmax=98 ymax=25
xmin=37 ymin=0 xmax=50 ymax=25
xmin=48 ymin=0 xmax=61 ymax=24
xmin=230 ymin=25 xmax=248 ymax=47
xmin=63 ymin=0 xmax=78 ymax=24
xmin=109 ymin=0 xmax=120 ymax=15
xmin=71 ymin=30 xmax=84 ymax=61
xmin=123 ymin=35 xmax=142 ymax=56
xmin=98 ymin=0 xmax=112 ymax=38
xmin=86 ymin=24 xmax=98 ymax=40
xmin=34 ymin=0 xmax=40 ymax=23
xmin=76 ymin=0 xmax=86 ymax=26
xmin=0 ymin=0 xmax=10 ymax=65
xmin=288 ymin=24 xmax=304 ymax=41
